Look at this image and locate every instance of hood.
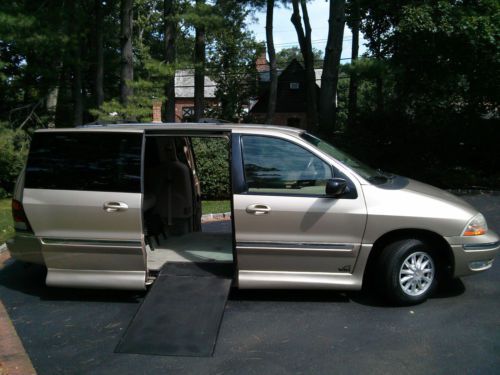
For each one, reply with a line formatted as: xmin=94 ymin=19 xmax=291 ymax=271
xmin=403 ymin=178 xmax=475 ymax=212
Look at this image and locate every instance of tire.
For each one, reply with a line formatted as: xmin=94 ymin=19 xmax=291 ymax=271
xmin=377 ymin=239 xmax=439 ymax=305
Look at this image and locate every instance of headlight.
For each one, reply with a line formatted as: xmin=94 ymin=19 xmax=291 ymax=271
xmin=462 ymin=213 xmax=488 ymax=236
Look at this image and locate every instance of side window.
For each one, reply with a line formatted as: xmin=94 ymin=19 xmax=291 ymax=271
xmin=241 ymin=135 xmax=332 ymax=195
xmin=25 ymin=132 xmax=142 ymax=193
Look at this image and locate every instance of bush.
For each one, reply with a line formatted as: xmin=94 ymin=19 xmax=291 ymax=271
xmin=191 ymin=137 xmax=230 ymax=200
xmin=0 ymin=124 xmax=30 ymax=197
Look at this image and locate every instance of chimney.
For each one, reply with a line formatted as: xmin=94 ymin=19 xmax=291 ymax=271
xmin=152 ymin=100 xmax=162 ymax=123
xmin=256 ymin=47 xmax=269 ymax=73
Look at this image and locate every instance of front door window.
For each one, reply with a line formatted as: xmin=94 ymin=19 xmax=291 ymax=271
xmin=241 ymin=135 xmax=332 ymax=195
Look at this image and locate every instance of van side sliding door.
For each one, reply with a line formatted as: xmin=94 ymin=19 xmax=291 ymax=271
xmin=23 ymin=130 xmax=147 ymax=290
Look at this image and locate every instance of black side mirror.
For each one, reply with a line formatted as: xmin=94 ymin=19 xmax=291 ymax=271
xmin=325 ymin=178 xmax=348 ymax=197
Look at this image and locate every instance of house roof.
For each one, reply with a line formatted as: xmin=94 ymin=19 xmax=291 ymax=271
xmin=175 ymin=69 xmax=216 ymax=99
xmin=250 ymin=59 xmax=321 ymax=114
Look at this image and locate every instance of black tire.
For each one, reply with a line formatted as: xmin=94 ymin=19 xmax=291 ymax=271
xmin=377 ymin=239 xmax=439 ymax=305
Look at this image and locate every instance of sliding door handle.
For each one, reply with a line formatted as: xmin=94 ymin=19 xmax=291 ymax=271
xmin=103 ymin=201 xmax=129 ymax=212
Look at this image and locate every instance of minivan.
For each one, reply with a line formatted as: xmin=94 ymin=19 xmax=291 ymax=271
xmin=7 ymin=123 xmax=499 ymax=305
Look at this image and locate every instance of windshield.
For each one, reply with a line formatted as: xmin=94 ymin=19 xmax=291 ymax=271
xmin=300 ymin=133 xmax=385 ymax=183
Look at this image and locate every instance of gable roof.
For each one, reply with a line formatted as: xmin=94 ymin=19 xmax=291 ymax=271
xmin=250 ymin=59 xmax=321 ymax=114
xmin=175 ymin=69 xmax=216 ymax=98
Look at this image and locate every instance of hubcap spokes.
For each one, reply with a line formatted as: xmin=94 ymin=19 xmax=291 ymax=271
xmin=399 ymin=252 xmax=435 ymax=296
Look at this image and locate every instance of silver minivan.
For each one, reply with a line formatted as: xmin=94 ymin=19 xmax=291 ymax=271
xmin=7 ymin=123 xmax=499 ymax=305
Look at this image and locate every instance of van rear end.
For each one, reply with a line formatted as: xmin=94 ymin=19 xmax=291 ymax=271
xmin=6 ymin=169 xmax=44 ymax=264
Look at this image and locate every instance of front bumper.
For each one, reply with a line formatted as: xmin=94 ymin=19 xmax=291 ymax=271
xmin=445 ymin=231 xmax=499 ymax=277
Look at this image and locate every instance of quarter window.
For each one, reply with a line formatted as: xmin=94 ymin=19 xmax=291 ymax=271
xmin=25 ymin=132 xmax=142 ymax=193
xmin=241 ymin=135 xmax=332 ymax=195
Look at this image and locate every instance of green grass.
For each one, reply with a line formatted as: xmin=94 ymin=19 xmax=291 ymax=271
xmin=202 ymin=200 xmax=231 ymax=215
xmin=0 ymin=198 xmax=14 ymax=244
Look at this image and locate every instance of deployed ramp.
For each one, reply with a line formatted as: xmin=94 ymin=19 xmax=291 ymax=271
xmin=116 ymin=262 xmax=233 ymax=357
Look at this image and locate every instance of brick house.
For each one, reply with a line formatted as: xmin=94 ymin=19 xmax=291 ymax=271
xmin=173 ymin=69 xmax=217 ymax=122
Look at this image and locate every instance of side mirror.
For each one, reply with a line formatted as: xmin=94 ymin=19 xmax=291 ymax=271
xmin=325 ymin=178 xmax=348 ymax=197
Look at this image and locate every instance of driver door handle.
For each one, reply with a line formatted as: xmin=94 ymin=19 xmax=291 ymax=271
xmin=246 ymin=204 xmax=271 ymax=215
xmin=103 ymin=201 xmax=129 ymax=213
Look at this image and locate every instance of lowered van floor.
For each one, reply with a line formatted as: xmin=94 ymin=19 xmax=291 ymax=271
xmin=146 ymin=232 xmax=233 ymax=271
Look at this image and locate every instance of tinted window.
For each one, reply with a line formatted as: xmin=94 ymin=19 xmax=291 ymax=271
xmin=241 ymin=135 xmax=332 ymax=195
xmin=25 ymin=132 xmax=142 ymax=193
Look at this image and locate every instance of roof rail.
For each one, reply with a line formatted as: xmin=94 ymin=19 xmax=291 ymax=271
xmin=197 ymin=118 xmax=230 ymax=124
xmin=78 ymin=119 xmax=138 ymax=128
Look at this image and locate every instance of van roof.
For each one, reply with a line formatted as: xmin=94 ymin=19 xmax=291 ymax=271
xmin=36 ymin=122 xmax=305 ymax=135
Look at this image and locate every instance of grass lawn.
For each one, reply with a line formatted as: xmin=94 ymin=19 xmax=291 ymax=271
xmin=0 ymin=198 xmax=14 ymax=244
xmin=202 ymin=200 xmax=230 ymax=215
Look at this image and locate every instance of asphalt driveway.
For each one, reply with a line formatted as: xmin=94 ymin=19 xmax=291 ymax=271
xmin=0 ymin=193 xmax=499 ymax=374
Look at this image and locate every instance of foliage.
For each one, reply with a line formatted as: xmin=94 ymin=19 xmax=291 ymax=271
xmin=275 ymin=46 xmax=324 ymax=69
xmin=0 ymin=123 xmax=30 ymax=197
xmin=334 ymin=0 xmax=500 ymax=189
xmin=0 ymin=198 xmax=14 ymax=243
xmin=191 ymin=137 xmax=230 ymax=200
xmin=207 ymin=0 xmax=261 ymax=121
xmin=91 ymin=57 xmax=171 ymax=122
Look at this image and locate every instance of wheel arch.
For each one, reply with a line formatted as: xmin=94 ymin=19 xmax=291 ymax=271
xmin=363 ymin=228 xmax=454 ymax=286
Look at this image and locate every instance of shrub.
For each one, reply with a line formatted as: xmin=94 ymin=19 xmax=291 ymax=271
xmin=0 ymin=124 xmax=30 ymax=197
xmin=191 ymin=137 xmax=230 ymax=200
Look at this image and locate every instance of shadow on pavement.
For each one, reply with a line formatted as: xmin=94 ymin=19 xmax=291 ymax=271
xmin=0 ymin=259 xmax=143 ymax=303
xmin=2 ymin=257 xmax=466 ymax=307
xmin=230 ymin=288 xmax=350 ymax=303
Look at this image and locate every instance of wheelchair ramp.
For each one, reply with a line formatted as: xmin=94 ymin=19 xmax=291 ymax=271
xmin=115 ymin=262 xmax=233 ymax=357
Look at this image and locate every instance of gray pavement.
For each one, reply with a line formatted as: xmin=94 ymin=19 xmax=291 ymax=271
xmin=0 ymin=194 xmax=499 ymax=374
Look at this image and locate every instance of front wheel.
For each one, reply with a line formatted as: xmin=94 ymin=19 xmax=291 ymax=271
xmin=378 ymin=239 xmax=439 ymax=305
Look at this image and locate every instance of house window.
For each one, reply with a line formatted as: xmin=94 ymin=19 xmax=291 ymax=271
xmin=182 ymin=106 xmax=194 ymax=121
xmin=289 ymin=82 xmax=300 ymax=90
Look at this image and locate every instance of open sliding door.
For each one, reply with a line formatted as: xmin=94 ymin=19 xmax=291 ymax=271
xmin=23 ymin=130 xmax=147 ymax=290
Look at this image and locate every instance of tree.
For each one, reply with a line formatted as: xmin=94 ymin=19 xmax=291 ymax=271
xmin=276 ymin=46 xmax=323 ymax=69
xmin=194 ymin=0 xmax=206 ymax=122
xmin=95 ymin=0 xmax=105 ymax=108
xmin=290 ymin=0 xmax=318 ymax=132
xmin=319 ymin=0 xmax=346 ymax=132
xmin=264 ymin=0 xmax=277 ymax=124
xmin=347 ymin=0 xmax=360 ymax=125
xmin=164 ymin=0 xmax=177 ymax=122
xmin=120 ymin=0 xmax=134 ymax=105
xmin=208 ymin=0 xmax=260 ymax=121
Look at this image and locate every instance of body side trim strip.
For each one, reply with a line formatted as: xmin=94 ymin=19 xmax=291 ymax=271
xmin=237 ymin=241 xmax=355 ymax=251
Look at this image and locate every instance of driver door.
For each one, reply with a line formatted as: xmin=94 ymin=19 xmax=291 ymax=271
xmin=232 ymin=134 xmax=367 ymax=287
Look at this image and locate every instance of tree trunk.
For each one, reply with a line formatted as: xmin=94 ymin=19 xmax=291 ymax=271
xmin=95 ymin=0 xmax=104 ymax=108
xmin=164 ymin=0 xmax=176 ymax=122
xmin=319 ymin=0 xmax=345 ymax=132
xmin=291 ymin=0 xmax=318 ymax=132
xmin=374 ymin=37 xmax=384 ymax=113
xmin=72 ymin=44 xmax=83 ymax=126
xmin=347 ymin=0 xmax=359 ymax=125
xmin=194 ymin=0 xmax=205 ymax=122
xmin=120 ymin=0 xmax=133 ymax=105
xmin=265 ymin=0 xmax=277 ymax=124
xmin=69 ymin=1 xmax=83 ymax=126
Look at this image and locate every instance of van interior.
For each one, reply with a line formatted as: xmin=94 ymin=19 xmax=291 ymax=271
xmin=142 ymin=135 xmax=233 ymax=272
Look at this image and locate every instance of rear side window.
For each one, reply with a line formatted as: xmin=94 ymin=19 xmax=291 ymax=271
xmin=25 ymin=132 xmax=142 ymax=193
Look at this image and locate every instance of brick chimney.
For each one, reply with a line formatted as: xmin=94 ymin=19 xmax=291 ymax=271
xmin=152 ymin=100 xmax=162 ymax=123
xmin=256 ymin=47 xmax=269 ymax=73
